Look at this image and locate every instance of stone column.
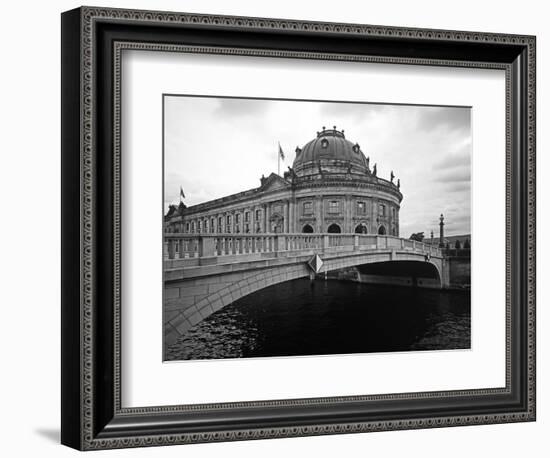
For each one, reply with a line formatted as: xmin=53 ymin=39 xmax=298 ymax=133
xmin=293 ymin=198 xmax=298 ymax=233
xmin=372 ymin=200 xmax=377 ymax=233
xmin=284 ymin=200 xmax=289 ymax=233
xmin=288 ymin=199 xmax=294 ymax=233
xmin=345 ymin=194 xmax=352 ymax=233
xmin=265 ymin=204 xmax=271 ymax=233
xmin=317 ymin=196 xmax=323 ymax=232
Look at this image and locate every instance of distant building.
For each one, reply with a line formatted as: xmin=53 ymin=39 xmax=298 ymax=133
xmin=425 ymin=234 xmax=471 ymax=249
xmin=165 ymin=127 xmax=403 ymax=235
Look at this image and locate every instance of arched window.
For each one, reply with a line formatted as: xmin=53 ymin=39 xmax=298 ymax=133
xmin=302 ymin=224 xmax=314 ymax=233
xmin=378 ymin=225 xmax=386 ymax=235
xmin=327 ymin=223 xmax=341 ymax=233
xmin=355 ymin=223 xmax=368 ymax=234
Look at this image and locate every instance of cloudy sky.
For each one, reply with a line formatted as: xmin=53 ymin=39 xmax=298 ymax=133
xmin=164 ymin=95 xmax=471 ymax=237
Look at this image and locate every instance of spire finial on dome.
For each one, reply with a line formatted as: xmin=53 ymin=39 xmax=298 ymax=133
xmin=322 ymin=126 xmax=326 ymax=131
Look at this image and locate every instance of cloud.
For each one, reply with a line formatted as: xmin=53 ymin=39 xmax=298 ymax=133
xmin=414 ymin=106 xmax=471 ymax=134
xmin=215 ymin=97 xmax=271 ymax=118
xmin=432 ymin=142 xmax=471 ymax=170
xmin=436 ymin=168 xmax=471 ymax=183
xmin=445 ymin=182 xmax=471 ymax=193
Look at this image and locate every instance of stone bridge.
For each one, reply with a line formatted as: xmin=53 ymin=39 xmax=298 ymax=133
xmin=163 ymin=233 xmax=447 ymax=348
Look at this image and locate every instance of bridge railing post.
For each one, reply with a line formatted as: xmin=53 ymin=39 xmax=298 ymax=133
xmin=168 ymin=239 xmax=176 ymax=259
xmin=276 ymin=235 xmax=286 ymax=252
xmin=178 ymin=239 xmax=185 ymax=258
xmin=198 ymin=236 xmax=217 ymax=258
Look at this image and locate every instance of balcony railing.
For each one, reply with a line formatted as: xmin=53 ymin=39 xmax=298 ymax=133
xmin=163 ymin=233 xmax=442 ymax=260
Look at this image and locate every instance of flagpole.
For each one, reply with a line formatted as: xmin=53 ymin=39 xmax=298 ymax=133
xmin=278 ymin=146 xmax=280 ymax=176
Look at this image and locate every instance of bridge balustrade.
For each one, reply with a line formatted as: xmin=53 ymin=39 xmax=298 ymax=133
xmin=328 ymin=234 xmax=355 ymax=247
xmin=164 ymin=233 xmax=442 ymax=260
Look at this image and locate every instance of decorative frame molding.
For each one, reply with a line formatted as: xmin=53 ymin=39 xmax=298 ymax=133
xmin=61 ymin=6 xmax=536 ymax=450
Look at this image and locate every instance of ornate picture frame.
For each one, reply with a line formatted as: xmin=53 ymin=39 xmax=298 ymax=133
xmin=61 ymin=6 xmax=536 ymax=450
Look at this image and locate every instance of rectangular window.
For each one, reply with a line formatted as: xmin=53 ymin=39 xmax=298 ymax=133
xmin=379 ymin=204 xmax=386 ymax=216
xmin=185 ymin=223 xmax=190 ymax=232
xmin=303 ymin=201 xmax=313 ymax=215
xmin=245 ymin=211 xmax=250 ymax=222
xmin=197 ymin=221 xmax=202 ymax=232
xmin=226 ymin=215 xmax=231 ymax=225
xmin=357 ymin=201 xmax=366 ymax=215
xmin=236 ymin=214 xmax=240 ymax=224
xmin=329 ymin=200 xmax=340 ymax=214
xmin=256 ymin=209 xmax=262 ymax=220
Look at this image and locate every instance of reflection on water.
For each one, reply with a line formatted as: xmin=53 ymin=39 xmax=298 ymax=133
xmin=166 ymin=279 xmax=470 ymax=361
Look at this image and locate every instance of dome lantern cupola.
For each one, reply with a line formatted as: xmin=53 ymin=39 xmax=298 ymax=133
xmin=292 ymin=127 xmax=369 ymax=177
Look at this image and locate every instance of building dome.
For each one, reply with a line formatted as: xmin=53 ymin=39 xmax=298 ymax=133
xmin=293 ymin=127 xmax=369 ymax=177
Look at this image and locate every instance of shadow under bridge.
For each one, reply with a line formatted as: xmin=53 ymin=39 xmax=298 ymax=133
xmin=355 ymin=260 xmax=442 ymax=289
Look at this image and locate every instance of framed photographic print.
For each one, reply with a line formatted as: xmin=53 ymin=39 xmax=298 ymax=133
xmin=61 ymin=6 xmax=536 ymax=450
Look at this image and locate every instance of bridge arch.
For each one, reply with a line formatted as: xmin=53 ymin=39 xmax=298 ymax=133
xmin=165 ymin=263 xmax=310 ymax=346
xmin=164 ymin=235 xmax=446 ymax=348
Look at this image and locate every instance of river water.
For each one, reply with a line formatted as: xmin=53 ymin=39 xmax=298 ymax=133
xmin=165 ymin=279 xmax=470 ymax=361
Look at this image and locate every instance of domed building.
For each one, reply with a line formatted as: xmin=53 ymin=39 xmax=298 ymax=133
xmin=165 ymin=127 xmax=402 ymax=236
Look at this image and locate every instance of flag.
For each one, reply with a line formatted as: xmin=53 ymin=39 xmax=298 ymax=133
xmin=278 ymin=142 xmax=285 ymax=161
xmin=180 ymin=186 xmax=185 ymax=200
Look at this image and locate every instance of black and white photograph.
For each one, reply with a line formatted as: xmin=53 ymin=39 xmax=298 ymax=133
xmin=163 ymin=95 xmax=472 ymax=361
